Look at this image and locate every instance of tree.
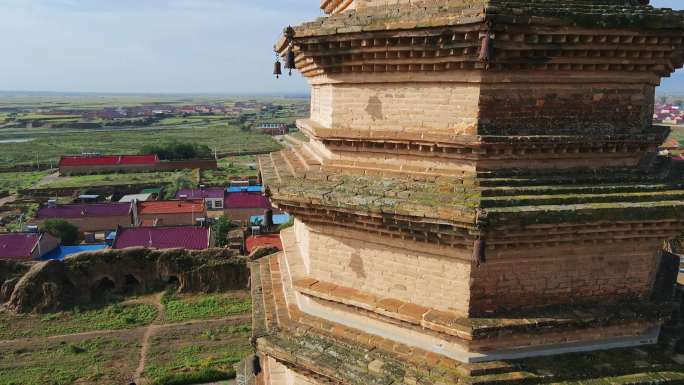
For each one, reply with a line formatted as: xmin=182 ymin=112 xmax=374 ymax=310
xmin=212 ymin=216 xmax=233 ymax=247
xmin=164 ymin=175 xmax=194 ymax=199
xmin=40 ymin=219 xmax=80 ymax=246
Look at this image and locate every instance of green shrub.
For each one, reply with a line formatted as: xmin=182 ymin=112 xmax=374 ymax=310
xmin=40 ymin=219 xmax=80 ymax=246
xmin=151 ymin=368 xmax=235 ymax=385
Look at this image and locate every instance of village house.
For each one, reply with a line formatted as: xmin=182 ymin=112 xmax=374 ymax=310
xmin=42 ymin=244 xmax=107 ymax=261
xmin=58 ymin=154 xmax=159 ymax=175
xmin=0 ymin=233 xmax=60 ymax=261
xmin=33 ymin=202 xmax=133 ymax=233
xmin=245 ymin=234 xmax=282 ymax=254
xmin=118 ymin=193 xmax=154 ymax=203
xmin=175 ymin=187 xmax=225 ymax=210
xmin=112 ymin=226 xmax=211 ymax=250
xmin=224 ymin=192 xmax=272 ymax=225
xmin=134 ymin=199 xmax=206 ymax=227
xmin=257 ymin=122 xmax=289 ymax=135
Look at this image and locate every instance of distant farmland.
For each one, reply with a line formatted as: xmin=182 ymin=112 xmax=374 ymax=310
xmin=0 ymin=123 xmax=281 ymax=167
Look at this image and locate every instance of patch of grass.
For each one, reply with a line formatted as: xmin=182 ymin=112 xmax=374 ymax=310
xmin=201 ymin=155 xmax=258 ymax=186
xmin=0 ymin=123 xmax=281 ymax=167
xmin=38 ymin=170 xmax=191 ymax=189
xmin=144 ymin=320 xmax=252 ymax=383
xmin=151 ymin=368 xmax=235 ymax=385
xmin=0 ymin=303 xmax=157 ymax=340
xmin=0 ymin=335 xmax=140 ymax=385
xmin=162 ymin=292 xmax=251 ymax=323
xmin=0 ymin=171 xmax=50 ymax=192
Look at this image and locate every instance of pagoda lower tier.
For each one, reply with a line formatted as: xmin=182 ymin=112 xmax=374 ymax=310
xmin=244 ymin=243 xmax=684 ymax=384
xmin=250 ymin=143 xmax=684 ymax=372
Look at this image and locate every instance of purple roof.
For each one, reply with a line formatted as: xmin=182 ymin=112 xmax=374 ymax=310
xmin=36 ymin=203 xmax=131 ymax=219
xmin=112 ymin=226 xmax=209 ymax=250
xmin=225 ymin=192 xmax=272 ymax=209
xmin=176 ymin=188 xmax=225 ymax=200
xmin=0 ymin=233 xmax=40 ymax=259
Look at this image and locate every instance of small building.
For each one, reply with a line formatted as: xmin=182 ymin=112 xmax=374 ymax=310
xmin=257 ymin=122 xmax=289 ymax=135
xmin=118 ymin=193 xmax=154 ymax=203
xmin=59 ymin=154 xmax=159 ymax=175
xmin=112 ymin=226 xmax=211 ymax=250
xmin=135 ymin=199 xmax=207 ymax=227
xmin=176 ymin=187 xmax=225 ymax=210
xmin=224 ymin=192 xmax=273 ymax=225
xmin=0 ymin=233 xmax=60 ymax=261
xmin=245 ymin=234 xmax=283 ymax=254
xmin=227 ymin=185 xmax=263 ymax=193
xmin=42 ymin=244 xmax=107 ymax=261
xmin=33 ymin=203 xmax=133 ymax=233
xmin=250 ymin=213 xmax=290 ymax=227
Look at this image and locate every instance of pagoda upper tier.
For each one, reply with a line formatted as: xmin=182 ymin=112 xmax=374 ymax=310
xmin=320 ymin=0 xmax=668 ymax=16
xmin=275 ymin=0 xmax=684 ymax=173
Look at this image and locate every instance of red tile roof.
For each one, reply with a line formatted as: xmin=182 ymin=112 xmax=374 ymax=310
xmin=59 ymin=155 xmax=158 ymax=167
xmin=36 ymin=203 xmax=132 ymax=219
xmin=138 ymin=200 xmax=206 ymax=215
xmin=0 ymin=233 xmax=47 ymax=260
xmin=246 ymin=234 xmax=283 ymax=254
xmin=225 ymin=192 xmax=272 ymax=209
xmin=113 ymin=226 xmax=210 ymax=250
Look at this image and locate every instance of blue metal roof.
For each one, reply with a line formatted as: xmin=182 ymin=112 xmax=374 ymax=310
xmin=227 ymin=185 xmax=262 ymax=193
xmin=250 ymin=213 xmax=290 ymax=226
xmin=42 ymin=244 xmax=107 ymax=261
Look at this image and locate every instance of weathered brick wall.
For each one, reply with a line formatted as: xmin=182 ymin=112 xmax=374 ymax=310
xmin=59 ymin=164 xmax=156 ymax=176
xmin=478 ymin=83 xmax=655 ymax=136
xmin=262 ymin=356 xmax=327 ymax=385
xmin=469 ymin=242 xmax=661 ymax=316
xmin=310 ymin=83 xmax=480 ymax=136
xmin=296 ymin=220 xmax=472 ymax=315
xmin=32 ymin=215 xmax=133 ymax=233
xmin=310 ymin=85 xmax=333 ymax=128
xmin=138 ymin=213 xmax=204 ymax=227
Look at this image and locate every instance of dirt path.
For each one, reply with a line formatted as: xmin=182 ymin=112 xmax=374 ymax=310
xmin=133 ymin=292 xmax=166 ymax=385
xmin=0 ymin=315 xmax=249 ymax=347
xmin=34 ymin=170 xmax=60 ymax=187
xmin=0 ymin=194 xmax=17 ymax=207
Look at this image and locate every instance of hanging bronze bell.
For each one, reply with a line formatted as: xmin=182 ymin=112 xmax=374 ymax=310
xmin=285 ymin=49 xmax=296 ymax=76
xmin=273 ymin=60 xmax=282 ymax=78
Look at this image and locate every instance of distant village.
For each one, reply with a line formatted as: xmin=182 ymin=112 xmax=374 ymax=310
xmin=0 ymin=151 xmax=288 ymax=262
xmin=0 ymin=98 xmax=309 ymax=263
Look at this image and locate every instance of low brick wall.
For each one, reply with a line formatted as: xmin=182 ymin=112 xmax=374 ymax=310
xmin=155 ymin=159 xmax=218 ymax=171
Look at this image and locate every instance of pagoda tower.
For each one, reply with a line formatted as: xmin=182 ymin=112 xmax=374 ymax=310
xmin=248 ymin=1 xmax=684 ymax=383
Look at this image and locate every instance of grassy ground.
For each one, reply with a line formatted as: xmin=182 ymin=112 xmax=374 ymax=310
xmin=37 ymin=170 xmax=192 ymax=189
xmin=0 ymin=123 xmax=281 ymax=167
xmin=0 ymin=334 xmax=142 ymax=385
xmin=0 ymin=170 xmax=50 ymax=193
xmin=200 ymin=155 xmax=258 ymax=186
xmin=0 ymin=302 xmax=158 ymax=340
xmin=0 ymin=291 xmax=252 ymax=385
xmin=162 ymin=291 xmax=251 ymax=323
xmin=144 ymin=320 xmax=251 ymax=384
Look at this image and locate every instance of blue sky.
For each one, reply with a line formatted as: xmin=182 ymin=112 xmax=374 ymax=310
xmin=0 ymin=0 xmax=682 ymax=94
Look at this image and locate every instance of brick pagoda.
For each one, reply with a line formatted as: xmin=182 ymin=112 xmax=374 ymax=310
xmin=246 ymin=1 xmax=684 ymax=383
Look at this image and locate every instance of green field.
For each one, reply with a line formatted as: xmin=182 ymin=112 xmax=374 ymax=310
xmin=0 ymin=290 xmax=252 ymax=385
xmin=38 ymin=170 xmax=193 ymax=190
xmin=201 ymin=155 xmax=258 ymax=186
xmin=144 ymin=322 xmax=251 ymax=384
xmin=0 ymin=335 xmax=141 ymax=385
xmin=0 ymin=303 xmax=158 ymax=340
xmin=0 ymin=123 xmax=281 ymax=167
xmin=0 ymin=171 xmax=50 ymax=193
xmin=162 ymin=291 xmax=251 ymax=323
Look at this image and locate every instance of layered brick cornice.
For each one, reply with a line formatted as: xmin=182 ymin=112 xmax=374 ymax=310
xmin=278 ymin=0 xmax=684 ymax=79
